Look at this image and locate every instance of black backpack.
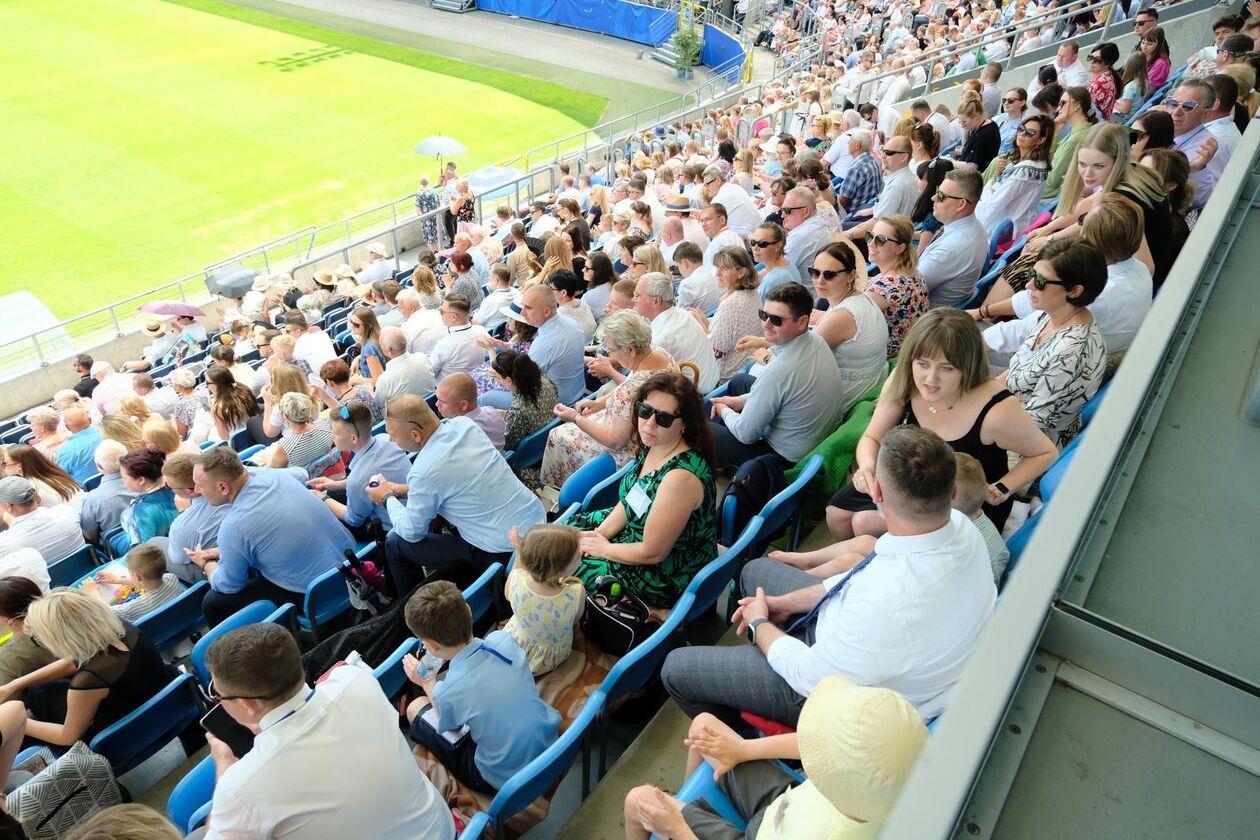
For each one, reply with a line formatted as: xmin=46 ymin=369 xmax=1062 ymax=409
xmin=720 ymin=454 xmax=788 ymax=545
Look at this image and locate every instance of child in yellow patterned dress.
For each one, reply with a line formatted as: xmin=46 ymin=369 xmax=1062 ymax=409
xmin=503 ymin=524 xmax=586 ymax=676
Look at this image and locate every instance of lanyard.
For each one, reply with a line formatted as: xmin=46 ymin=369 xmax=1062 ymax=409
xmin=261 ymin=688 xmax=317 ymax=732
xmin=474 ymin=643 xmax=513 ymax=666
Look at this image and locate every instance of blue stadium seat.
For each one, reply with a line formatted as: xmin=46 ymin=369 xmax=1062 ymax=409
xmin=484 ymin=691 xmax=604 ymax=836
xmin=82 ymin=472 xmax=103 ymax=491
xmin=1000 ymin=509 xmax=1042 ymax=592
xmin=189 ymin=601 xmax=295 ymax=690
xmin=982 ymin=218 xmax=1015 ymax=276
xmin=229 ymin=428 xmax=252 ymax=453
xmin=582 ymin=458 xmax=635 ymax=512
xmin=167 ymin=754 xmax=216 ymax=835
xmin=556 ymin=453 xmax=616 ymax=511
xmin=90 ymin=672 xmax=201 ymax=776
xmin=719 ymin=454 xmax=822 ymax=556
xmin=459 ymin=812 xmax=491 ymax=840
xmin=1080 ymin=381 xmax=1110 ymax=428
xmin=100 ymin=526 xmax=131 ymax=559
xmin=135 ymin=580 xmax=210 ymax=653
xmin=372 ymin=637 xmax=420 ymax=701
xmin=505 ymin=418 xmax=560 ymax=471
xmin=464 ymin=562 xmax=503 ymax=624
xmin=1040 ymin=435 xmax=1082 ymax=504
xmin=684 ymin=522 xmax=759 ymax=623
xmin=298 ymin=566 xmax=353 ymax=638
xmin=48 ymin=544 xmax=98 ymax=588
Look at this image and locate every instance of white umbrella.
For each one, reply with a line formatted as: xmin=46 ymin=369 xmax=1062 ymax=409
xmin=414 ymin=135 xmax=467 ymax=158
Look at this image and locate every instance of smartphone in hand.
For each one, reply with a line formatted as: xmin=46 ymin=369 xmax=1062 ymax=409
xmin=201 ymin=704 xmax=256 ymax=758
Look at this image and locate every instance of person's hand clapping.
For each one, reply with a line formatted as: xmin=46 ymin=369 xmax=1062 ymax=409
xmin=585 ymin=355 xmax=616 ymax=380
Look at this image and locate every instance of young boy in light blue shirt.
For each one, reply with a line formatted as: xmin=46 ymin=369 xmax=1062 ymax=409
xmin=402 ymin=580 xmax=560 ymax=792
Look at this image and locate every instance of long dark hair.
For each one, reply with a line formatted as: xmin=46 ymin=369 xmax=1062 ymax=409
xmin=629 ymin=371 xmax=715 ymax=467
xmin=206 ymin=366 xmax=258 ymax=427
xmin=585 ymin=251 xmax=617 ymax=288
xmin=3 ymin=445 xmax=79 ymax=501
xmin=564 ymin=222 xmax=591 ymax=255
xmin=912 ymin=158 xmax=954 ymax=224
xmin=0 ymin=576 xmax=42 ymax=621
xmin=491 ymin=349 xmax=544 ymax=405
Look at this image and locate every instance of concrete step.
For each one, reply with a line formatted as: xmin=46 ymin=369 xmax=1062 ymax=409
xmin=432 ymin=0 xmax=476 ymax=12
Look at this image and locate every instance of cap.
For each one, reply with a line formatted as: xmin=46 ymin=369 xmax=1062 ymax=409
xmin=0 ymin=476 xmax=38 ymax=507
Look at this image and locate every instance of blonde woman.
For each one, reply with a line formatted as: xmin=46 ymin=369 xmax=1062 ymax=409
xmin=100 ymin=413 xmax=145 ymax=452
xmin=262 ymin=363 xmax=314 ymax=439
xmin=632 ymin=244 xmax=669 ymax=278
xmin=732 ymin=149 xmax=756 ymax=194
xmin=532 ymin=235 xmax=574 ymax=287
xmin=596 ymin=211 xmax=631 ymax=253
xmin=411 ymin=265 xmax=444 ymax=310
xmin=541 ymin=310 xmax=676 ymax=489
xmin=116 ymin=394 xmax=151 ymax=426
xmin=0 ymin=590 xmax=171 ymax=792
xmin=140 ymin=415 xmax=200 ymax=457
xmin=586 ymin=184 xmax=612 ymax=228
xmin=690 ymin=246 xmax=763 ymax=382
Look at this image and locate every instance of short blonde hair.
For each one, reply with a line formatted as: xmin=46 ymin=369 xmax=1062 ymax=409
xmin=278 ymin=391 xmax=316 ymax=424
xmin=117 ymin=395 xmax=151 ymax=424
xmin=953 ymin=452 xmax=988 ymax=515
xmin=25 ymin=589 xmax=125 ymax=666
xmin=125 ymin=544 xmax=168 ymax=584
xmin=140 ymin=416 xmax=181 ymax=455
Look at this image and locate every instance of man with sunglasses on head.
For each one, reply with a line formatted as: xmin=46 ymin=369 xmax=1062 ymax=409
xmin=845 ymin=136 xmax=918 ymax=237
xmin=1168 ymin=80 xmax=1222 ymax=212
xmin=369 ymin=394 xmax=544 ymax=596
xmin=918 ymin=169 xmax=989 ymax=308
xmin=781 ymin=187 xmax=832 ymax=296
xmin=709 ymin=282 xmax=847 ymax=471
xmin=198 ymin=623 xmax=456 ymax=840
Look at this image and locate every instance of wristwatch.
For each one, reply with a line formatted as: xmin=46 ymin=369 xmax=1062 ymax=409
xmin=994 ymin=481 xmax=1011 ymax=498
xmin=748 ymin=618 xmax=769 ymax=645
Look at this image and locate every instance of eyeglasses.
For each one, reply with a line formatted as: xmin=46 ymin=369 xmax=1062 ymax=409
xmin=384 ymin=413 xmax=425 ymax=430
xmin=749 ymin=238 xmax=781 ymax=248
xmin=780 ymin=205 xmax=809 ymax=215
xmin=208 ymin=679 xmax=280 ymax=703
xmin=757 ymin=308 xmax=796 ymax=327
xmin=933 ymin=190 xmax=969 ymax=203
xmin=1018 ymin=124 xmax=1042 ymax=137
xmin=1 ymin=462 xmax=18 ymax=471
xmin=865 ymin=233 xmax=906 ymax=246
xmin=1163 ymin=98 xmax=1200 ymax=112
xmin=1032 ymin=273 xmax=1072 ymax=291
xmin=635 ymin=401 xmax=681 ymax=428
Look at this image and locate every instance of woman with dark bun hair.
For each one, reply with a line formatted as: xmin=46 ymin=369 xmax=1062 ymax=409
xmin=118 ymin=448 xmax=177 ymax=548
xmin=489 ymin=349 xmax=558 ymax=452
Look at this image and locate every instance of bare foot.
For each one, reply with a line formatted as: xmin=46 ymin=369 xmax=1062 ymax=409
xmin=767 ymin=550 xmax=807 ymax=569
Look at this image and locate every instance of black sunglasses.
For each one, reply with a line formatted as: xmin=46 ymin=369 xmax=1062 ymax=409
xmin=757 ymin=308 xmax=798 ymax=327
xmin=1002 ymin=96 xmax=1023 ymax=104
xmin=749 ymin=238 xmax=781 ymax=248
xmin=866 ymin=233 xmax=906 ymax=246
xmin=1032 ymin=273 xmax=1072 ymax=291
xmin=1018 ymin=124 xmax=1042 ymax=137
xmin=806 ymin=267 xmax=850 ymax=281
xmin=635 ymin=401 xmax=681 ymax=428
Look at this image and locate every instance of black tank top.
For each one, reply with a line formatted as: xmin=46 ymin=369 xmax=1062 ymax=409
xmin=904 ymin=388 xmax=1016 ymax=529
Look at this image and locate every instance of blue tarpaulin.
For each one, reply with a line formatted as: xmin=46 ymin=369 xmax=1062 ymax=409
xmin=476 ymin=0 xmax=677 ymax=46
xmin=700 ymin=23 xmax=744 ymax=83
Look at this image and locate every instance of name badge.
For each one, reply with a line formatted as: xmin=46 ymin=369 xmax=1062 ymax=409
xmin=625 ymin=483 xmax=652 ymax=518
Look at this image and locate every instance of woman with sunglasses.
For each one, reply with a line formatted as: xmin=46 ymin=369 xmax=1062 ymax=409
xmin=345 ymin=306 xmax=386 ymax=387
xmin=808 ymin=242 xmax=890 ymax=415
xmin=1128 ymin=109 xmax=1174 ymax=161
xmin=691 ymin=246 xmax=764 ymax=383
xmin=1140 ymin=26 xmax=1172 ymax=90
xmin=541 ymin=311 xmax=676 ymax=490
xmin=982 ymin=239 xmax=1106 ymax=448
xmin=975 ymin=113 xmax=1054 ymax=236
xmin=865 ymin=215 xmax=929 ymax=360
xmin=822 ymin=310 xmax=1057 ymax=545
xmin=1087 ymin=42 xmax=1123 ymax=121
xmin=751 ymin=222 xmax=800 ymax=302
xmin=568 ymin=371 xmax=716 ymax=609
xmin=0 ymin=589 xmax=170 ymax=791
xmin=1043 ymin=86 xmax=1094 ymax=201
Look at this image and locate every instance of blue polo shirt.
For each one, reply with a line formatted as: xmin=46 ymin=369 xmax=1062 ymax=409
xmin=166 ymin=495 xmax=230 ymax=569
xmin=432 ymin=631 xmax=560 ymax=788
xmin=56 ymin=426 xmax=103 ymax=484
xmin=344 ymin=435 xmax=413 ymax=528
xmin=529 ymin=314 xmax=586 ymax=405
xmin=212 ymin=469 xmax=353 ymax=594
xmin=79 ymin=473 xmax=133 ymax=537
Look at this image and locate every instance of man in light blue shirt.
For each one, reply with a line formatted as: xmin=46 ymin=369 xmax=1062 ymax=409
xmin=78 ymin=440 xmax=133 ymax=544
xmin=481 ymin=285 xmax=586 ymax=408
xmin=159 ymin=451 xmax=230 ymax=584
xmin=710 ymin=283 xmax=849 ymax=470
xmin=370 ymin=395 xmax=545 ymax=595
xmin=918 ymin=170 xmax=989 ymax=308
xmin=190 ymin=447 xmax=353 ymax=626
xmin=310 ymin=401 xmax=413 ymax=536
xmin=55 ymin=407 xmax=102 ymax=484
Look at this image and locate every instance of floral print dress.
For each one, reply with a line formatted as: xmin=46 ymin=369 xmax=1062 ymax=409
xmin=865 ymin=272 xmax=930 ymax=359
xmin=1005 ymin=315 xmax=1106 ymax=448
xmin=502 ymin=568 xmax=585 ymax=675
xmin=570 ymin=448 xmax=717 ymax=608
xmin=416 ymin=187 xmax=441 ymax=246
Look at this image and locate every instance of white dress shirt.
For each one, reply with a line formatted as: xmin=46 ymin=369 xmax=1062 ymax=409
xmin=142 ymin=386 xmax=179 ymax=420
xmin=711 ymin=183 xmax=762 ymax=237
xmin=206 ymin=663 xmax=456 ymax=840
xmin=650 ymin=306 xmax=720 ymax=393
xmin=475 ymin=287 xmax=519 ymax=332
xmin=1054 ymin=59 xmax=1091 ymax=88
xmin=402 ymin=308 xmax=448 ymax=356
xmin=1005 ymin=256 xmax=1151 ymax=355
xmin=430 ymin=323 xmax=489 ymax=379
xmin=0 ymin=507 xmax=83 ymax=563
xmin=374 ymin=353 xmax=436 ymax=403
xmin=702 ymin=227 xmax=746 ymax=269
xmin=92 ymin=372 xmax=136 ymax=415
xmin=294 ymin=330 xmax=337 ymax=373
xmin=677 ymin=267 xmax=724 ymax=312
xmin=767 ymin=509 xmax=996 ymax=720
xmin=0 ymin=548 xmax=51 ymax=592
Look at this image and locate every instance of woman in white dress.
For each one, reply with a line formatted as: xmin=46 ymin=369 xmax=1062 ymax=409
xmin=975 ymin=112 xmax=1054 ymax=237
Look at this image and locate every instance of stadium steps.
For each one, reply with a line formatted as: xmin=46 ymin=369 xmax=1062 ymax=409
xmin=650 ymin=42 xmax=702 ymax=68
xmin=432 ymin=0 xmax=476 ymax=13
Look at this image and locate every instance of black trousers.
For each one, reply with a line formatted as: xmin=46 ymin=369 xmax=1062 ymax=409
xmin=707 ymin=374 xmax=792 ymax=471
xmin=202 ymin=576 xmax=304 ymax=627
xmin=409 ymin=706 xmax=496 ymax=794
xmin=384 ymin=530 xmax=511 ymax=596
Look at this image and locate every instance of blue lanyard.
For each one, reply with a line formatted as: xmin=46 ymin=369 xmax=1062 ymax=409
xmin=474 ymin=643 xmax=513 ymax=666
xmin=262 ymin=688 xmax=316 ymax=732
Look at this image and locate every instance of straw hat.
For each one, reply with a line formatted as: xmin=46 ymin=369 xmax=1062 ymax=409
xmin=142 ymin=318 xmax=166 ymax=337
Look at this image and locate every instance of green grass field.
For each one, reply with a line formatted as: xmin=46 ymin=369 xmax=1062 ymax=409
xmin=0 ymin=0 xmax=609 ymax=318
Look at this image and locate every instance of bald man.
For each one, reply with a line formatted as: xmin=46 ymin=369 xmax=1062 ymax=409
xmin=55 ymin=406 xmax=103 ymax=484
xmin=481 ymin=284 xmax=585 ymax=409
xmin=368 ymin=395 xmax=544 ymax=593
xmin=435 ymin=373 xmax=505 ymax=452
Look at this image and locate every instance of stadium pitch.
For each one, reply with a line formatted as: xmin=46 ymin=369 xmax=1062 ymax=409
xmin=1 ymin=0 xmax=620 ymax=318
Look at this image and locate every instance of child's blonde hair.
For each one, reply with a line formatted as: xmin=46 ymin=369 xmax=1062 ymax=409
xmin=125 ymin=543 xmax=168 ymax=584
xmin=953 ymin=452 xmax=987 ymax=516
xmin=518 ymin=524 xmax=581 ymax=587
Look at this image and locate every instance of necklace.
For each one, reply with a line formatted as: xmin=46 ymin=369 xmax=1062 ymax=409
xmin=926 ymin=401 xmax=955 ymax=415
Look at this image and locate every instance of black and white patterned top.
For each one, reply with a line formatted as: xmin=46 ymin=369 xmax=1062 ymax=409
xmin=1003 ymin=314 xmax=1105 ymax=448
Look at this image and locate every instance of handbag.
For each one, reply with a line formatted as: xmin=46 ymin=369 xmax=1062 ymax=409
xmin=8 ymin=742 xmax=123 ymax=839
xmin=580 ymin=575 xmax=660 ymax=656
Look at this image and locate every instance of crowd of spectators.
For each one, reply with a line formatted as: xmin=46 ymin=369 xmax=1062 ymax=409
xmin=0 ymin=0 xmax=1250 ymax=833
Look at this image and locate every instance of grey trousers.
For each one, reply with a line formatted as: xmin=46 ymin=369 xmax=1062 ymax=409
xmin=681 ymin=759 xmax=796 ymax=840
xmin=661 ymin=558 xmax=819 ymax=729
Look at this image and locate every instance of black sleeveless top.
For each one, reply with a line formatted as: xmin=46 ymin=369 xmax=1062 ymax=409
xmin=905 ymin=388 xmax=1016 ymax=529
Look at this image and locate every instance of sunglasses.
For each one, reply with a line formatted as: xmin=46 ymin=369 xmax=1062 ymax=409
xmin=749 ymin=238 xmax=781 ymax=248
xmin=865 ymin=233 xmax=906 ymax=246
xmin=885 ymin=148 xmax=910 ymax=156
xmin=807 ymin=267 xmax=852 ymax=281
xmin=1129 ymin=127 xmax=1147 ymax=144
xmin=1002 ymin=96 xmax=1023 ymax=104
xmin=338 ymin=405 xmax=355 ymax=421
xmin=1032 ymin=273 xmax=1072 ymax=291
xmin=635 ymin=401 xmax=681 ymax=428
xmin=934 ymin=190 xmax=968 ymax=203
xmin=1018 ymin=124 xmax=1042 ymax=137
xmin=780 ymin=205 xmax=809 ymax=215
xmin=1163 ymin=98 xmax=1199 ymax=112
xmin=757 ymin=308 xmax=798 ymax=327
xmin=1087 ymin=55 xmax=1103 ymax=63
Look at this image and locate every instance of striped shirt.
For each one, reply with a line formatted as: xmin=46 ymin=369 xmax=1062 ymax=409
xmin=112 ymin=574 xmax=185 ymax=622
